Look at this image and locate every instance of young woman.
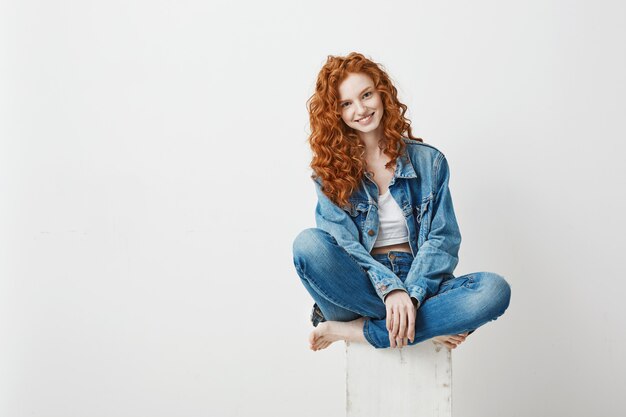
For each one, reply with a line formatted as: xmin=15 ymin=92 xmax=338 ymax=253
xmin=292 ymin=52 xmax=511 ymax=351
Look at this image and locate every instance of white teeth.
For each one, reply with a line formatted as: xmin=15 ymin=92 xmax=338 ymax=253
xmin=358 ymin=113 xmax=373 ymax=122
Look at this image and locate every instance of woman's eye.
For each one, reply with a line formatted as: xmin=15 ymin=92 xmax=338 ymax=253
xmin=341 ymin=102 xmax=350 ymax=108
xmin=363 ymin=92 xmax=372 ymax=98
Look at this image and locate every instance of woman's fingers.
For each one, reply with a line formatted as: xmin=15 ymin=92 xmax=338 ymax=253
xmin=387 ymin=309 xmax=396 ymax=348
xmin=389 ymin=307 xmax=402 ymax=348
xmin=389 ymin=307 xmax=417 ymax=348
xmin=408 ymin=305 xmax=416 ymax=343
xmin=383 ymin=290 xmax=417 ymax=348
xmin=398 ymin=307 xmax=407 ymax=348
xmin=391 ymin=308 xmax=400 ymax=339
xmin=401 ymin=304 xmax=416 ymax=347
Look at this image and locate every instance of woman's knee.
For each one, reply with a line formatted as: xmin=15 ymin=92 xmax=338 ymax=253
xmin=474 ymin=272 xmax=511 ymax=315
xmin=292 ymin=228 xmax=334 ymax=267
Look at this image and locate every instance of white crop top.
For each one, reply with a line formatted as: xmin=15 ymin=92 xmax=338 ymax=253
xmin=373 ymin=189 xmax=409 ymax=248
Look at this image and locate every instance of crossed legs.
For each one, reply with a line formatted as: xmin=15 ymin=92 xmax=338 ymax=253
xmin=293 ymin=228 xmax=511 ymax=350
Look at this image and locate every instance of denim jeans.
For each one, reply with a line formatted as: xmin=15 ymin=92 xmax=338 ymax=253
xmin=292 ymin=228 xmax=511 ymax=349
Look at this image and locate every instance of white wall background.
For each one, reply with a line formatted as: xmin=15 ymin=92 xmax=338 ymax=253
xmin=1 ymin=1 xmax=625 ymax=416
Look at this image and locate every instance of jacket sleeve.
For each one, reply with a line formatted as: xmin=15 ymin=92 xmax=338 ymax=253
xmin=312 ymin=177 xmax=408 ymax=302
xmin=403 ymin=153 xmax=461 ymax=307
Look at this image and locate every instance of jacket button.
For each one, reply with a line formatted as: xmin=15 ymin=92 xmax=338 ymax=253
xmin=380 ymin=285 xmax=387 ymax=291
xmin=367 ymin=229 xmax=375 ymax=236
xmin=389 ymin=253 xmax=396 ymax=260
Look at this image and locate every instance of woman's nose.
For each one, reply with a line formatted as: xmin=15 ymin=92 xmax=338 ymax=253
xmin=354 ymin=100 xmax=366 ymax=114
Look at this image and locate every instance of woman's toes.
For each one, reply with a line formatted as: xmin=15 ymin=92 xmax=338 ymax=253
xmin=309 ymin=326 xmax=328 ymax=350
xmin=309 ymin=332 xmax=319 ymax=349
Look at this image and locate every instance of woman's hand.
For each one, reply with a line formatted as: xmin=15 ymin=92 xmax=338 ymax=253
xmin=383 ymin=289 xmax=416 ymax=348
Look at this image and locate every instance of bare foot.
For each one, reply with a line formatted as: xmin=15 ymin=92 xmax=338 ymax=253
xmin=432 ymin=332 xmax=470 ymax=349
xmin=309 ymin=317 xmax=367 ymax=351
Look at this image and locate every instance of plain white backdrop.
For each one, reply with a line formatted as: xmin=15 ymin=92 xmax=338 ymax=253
xmin=1 ymin=1 xmax=625 ymax=416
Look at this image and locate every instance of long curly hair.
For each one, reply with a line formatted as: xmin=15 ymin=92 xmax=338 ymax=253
xmin=306 ymin=52 xmax=422 ymax=209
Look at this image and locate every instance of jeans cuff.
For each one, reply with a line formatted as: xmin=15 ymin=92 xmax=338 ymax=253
xmin=310 ymin=303 xmax=326 ymax=327
xmin=362 ymin=318 xmax=382 ymax=348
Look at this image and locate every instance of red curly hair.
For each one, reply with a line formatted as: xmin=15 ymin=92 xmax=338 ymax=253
xmin=306 ymin=52 xmax=422 ymax=209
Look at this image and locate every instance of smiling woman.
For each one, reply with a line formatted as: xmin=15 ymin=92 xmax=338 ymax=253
xmin=338 ymin=76 xmax=384 ymax=131
xmin=292 ymin=52 xmax=511 ymax=352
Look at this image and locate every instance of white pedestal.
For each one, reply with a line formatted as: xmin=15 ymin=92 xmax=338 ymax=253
xmin=345 ymin=341 xmax=452 ymax=417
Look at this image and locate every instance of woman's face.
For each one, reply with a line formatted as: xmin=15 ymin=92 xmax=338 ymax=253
xmin=337 ymin=72 xmax=384 ymax=135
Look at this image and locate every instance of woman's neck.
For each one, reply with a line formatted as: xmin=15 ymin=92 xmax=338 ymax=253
xmin=359 ymin=134 xmax=385 ymax=160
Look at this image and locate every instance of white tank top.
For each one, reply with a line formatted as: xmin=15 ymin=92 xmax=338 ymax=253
xmin=373 ymin=189 xmax=409 ymax=248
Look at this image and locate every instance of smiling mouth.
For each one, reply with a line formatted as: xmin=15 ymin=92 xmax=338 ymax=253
xmin=356 ymin=112 xmax=374 ymax=122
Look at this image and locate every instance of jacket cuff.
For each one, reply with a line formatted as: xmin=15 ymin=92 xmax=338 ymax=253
xmin=406 ymin=285 xmax=427 ymax=307
xmin=370 ymin=273 xmax=407 ymax=302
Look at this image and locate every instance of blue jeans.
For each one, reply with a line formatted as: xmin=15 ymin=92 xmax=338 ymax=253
xmin=292 ymin=228 xmax=511 ymax=349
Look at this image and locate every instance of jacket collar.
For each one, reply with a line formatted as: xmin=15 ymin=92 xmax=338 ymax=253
xmin=363 ymin=148 xmax=417 ymax=182
xmin=394 ymin=147 xmax=418 ymax=179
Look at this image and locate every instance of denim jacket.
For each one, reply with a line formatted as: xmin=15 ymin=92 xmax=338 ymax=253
xmin=312 ymin=138 xmax=461 ymax=307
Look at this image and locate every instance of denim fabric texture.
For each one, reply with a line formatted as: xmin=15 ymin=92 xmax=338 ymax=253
xmin=293 ymin=230 xmax=510 ymax=348
xmin=293 ymin=138 xmax=511 ymax=348
xmin=311 ymin=138 xmax=461 ymax=306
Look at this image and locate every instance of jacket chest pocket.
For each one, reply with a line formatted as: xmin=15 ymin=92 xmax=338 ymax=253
xmin=346 ymin=201 xmax=370 ymax=233
xmin=413 ymin=196 xmax=432 ymax=248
